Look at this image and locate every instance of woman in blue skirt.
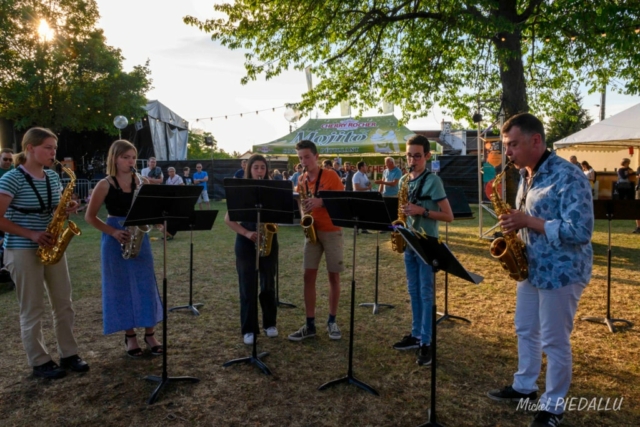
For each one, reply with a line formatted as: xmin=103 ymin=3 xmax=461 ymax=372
xmin=85 ymin=140 xmax=163 ymax=358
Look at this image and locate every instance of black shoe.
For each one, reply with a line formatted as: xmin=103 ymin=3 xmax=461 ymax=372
xmin=60 ymin=355 xmax=90 ymax=372
xmin=530 ymin=411 xmax=564 ymax=427
xmin=416 ymin=344 xmax=431 ymax=366
xmin=33 ymin=360 xmax=67 ymax=379
xmin=392 ymin=334 xmax=420 ymax=351
xmin=633 ymin=227 xmax=640 ymax=234
xmin=487 ymin=385 xmax=538 ymax=402
xmin=124 ymin=333 xmax=143 ymax=359
xmin=144 ymin=332 xmax=163 ymax=356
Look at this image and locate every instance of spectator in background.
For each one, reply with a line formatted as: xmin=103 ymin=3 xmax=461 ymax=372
xmin=343 ymin=162 xmax=355 ymax=191
xmin=164 ymin=167 xmax=183 ymax=240
xmin=352 ymin=161 xmax=372 ymax=192
xmin=193 ymin=163 xmax=210 ymax=210
xmin=569 ymin=155 xmax=581 ymax=169
xmin=581 ymin=161 xmax=595 ymax=184
xmin=635 ymin=164 xmax=640 ymax=234
xmin=290 ymin=163 xmax=303 ymax=187
xmin=141 ymin=157 xmax=163 ymax=184
xmin=234 ymin=159 xmax=248 ymax=178
xmin=283 ymin=170 xmax=290 ymax=181
xmin=616 ymin=158 xmax=635 ymax=201
xmin=0 ymin=148 xmax=14 ymax=178
xmin=273 ymin=169 xmax=283 ymax=180
xmin=333 ymin=161 xmax=344 ymax=178
xmin=182 ymin=167 xmax=194 ymax=185
xmin=375 ymin=157 xmax=402 ymax=197
xmin=322 ymin=159 xmax=333 ymax=171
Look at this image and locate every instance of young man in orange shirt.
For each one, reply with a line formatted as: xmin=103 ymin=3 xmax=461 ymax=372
xmin=288 ymin=140 xmax=345 ymax=341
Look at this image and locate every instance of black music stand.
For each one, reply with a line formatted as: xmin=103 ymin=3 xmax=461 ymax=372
xmin=124 ymin=184 xmax=203 ymax=405
xmin=581 ymin=199 xmax=639 ymax=333
xmin=437 ymin=187 xmax=475 ymax=325
xmin=397 ymin=227 xmax=483 ymax=427
xmin=275 ymin=259 xmax=296 ymax=308
xmin=355 ymin=196 xmax=398 ymax=315
xmin=275 ymin=195 xmax=301 ymax=308
xmin=168 ymin=211 xmax=218 ymax=316
xmin=222 ymin=178 xmax=294 ymax=375
xmin=316 ymin=191 xmax=393 ymax=396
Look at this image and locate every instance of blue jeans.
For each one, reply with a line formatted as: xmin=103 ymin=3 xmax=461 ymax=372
xmin=404 ymin=247 xmax=434 ymax=345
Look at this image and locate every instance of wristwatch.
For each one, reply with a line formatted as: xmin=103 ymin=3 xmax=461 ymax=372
xmin=421 ymin=208 xmax=430 ymax=219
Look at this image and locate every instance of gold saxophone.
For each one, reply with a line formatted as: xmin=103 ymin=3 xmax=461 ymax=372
xmin=122 ymin=167 xmax=151 ymax=259
xmin=391 ymin=168 xmax=412 ymax=253
xmin=299 ymin=168 xmax=317 ymax=243
xmin=36 ymin=160 xmax=82 ymax=265
xmin=259 ymin=223 xmax=278 ymax=257
xmin=489 ymin=162 xmax=529 ymax=281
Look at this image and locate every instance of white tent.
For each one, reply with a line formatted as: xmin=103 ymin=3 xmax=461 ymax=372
xmin=145 ymin=100 xmax=189 ymax=160
xmin=554 ymin=103 xmax=640 ymax=151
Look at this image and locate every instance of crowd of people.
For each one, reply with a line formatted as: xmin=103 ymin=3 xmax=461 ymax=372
xmin=0 ymin=118 xmax=637 ymax=426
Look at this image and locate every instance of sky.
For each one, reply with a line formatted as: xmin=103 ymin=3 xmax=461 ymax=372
xmin=95 ymin=0 xmax=640 ymax=155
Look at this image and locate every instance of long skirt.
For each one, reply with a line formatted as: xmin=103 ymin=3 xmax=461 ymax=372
xmin=101 ymin=216 xmax=163 ymax=335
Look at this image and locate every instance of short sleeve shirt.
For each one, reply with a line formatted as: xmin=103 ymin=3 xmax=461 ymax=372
xmin=382 ymin=167 xmax=403 ymax=197
xmin=399 ymin=170 xmax=447 ymax=238
xmin=0 ymin=167 xmax=61 ymax=249
xmin=193 ymin=171 xmax=208 ymax=191
xmin=296 ymin=170 xmax=344 ymax=232
xmin=352 ymin=171 xmax=370 ymax=190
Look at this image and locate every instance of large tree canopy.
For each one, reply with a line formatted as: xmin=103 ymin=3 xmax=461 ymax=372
xmin=0 ymin=0 xmax=152 ymax=133
xmin=185 ymin=1 xmax=640 ymax=123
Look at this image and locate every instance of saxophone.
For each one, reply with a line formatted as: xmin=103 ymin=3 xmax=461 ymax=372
xmin=122 ymin=167 xmax=151 ymax=259
xmin=489 ymin=162 xmax=529 ymax=281
xmin=299 ymin=168 xmax=317 ymax=243
xmin=36 ymin=160 xmax=82 ymax=265
xmin=391 ymin=168 xmax=412 ymax=253
xmin=259 ymin=223 xmax=278 ymax=257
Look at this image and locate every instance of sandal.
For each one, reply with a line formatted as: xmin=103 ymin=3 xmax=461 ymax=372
xmin=144 ymin=332 xmax=163 ymax=356
xmin=124 ymin=333 xmax=143 ymax=359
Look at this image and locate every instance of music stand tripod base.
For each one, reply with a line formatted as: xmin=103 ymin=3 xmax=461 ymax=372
xmin=222 ymin=351 xmax=271 ymax=375
xmin=169 ymin=303 xmax=204 ymax=316
xmin=318 ymin=374 xmax=379 ymax=396
xmin=581 ymin=316 xmax=632 ymax=333
xmin=145 ymin=375 xmax=200 ymax=405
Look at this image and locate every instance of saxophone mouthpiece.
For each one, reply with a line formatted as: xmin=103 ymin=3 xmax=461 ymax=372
xmin=130 ymin=167 xmax=136 ymax=173
xmin=409 ymin=166 xmax=414 ymax=173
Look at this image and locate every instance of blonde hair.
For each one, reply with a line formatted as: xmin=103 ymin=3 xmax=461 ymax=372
xmin=15 ymin=127 xmax=57 ymax=166
xmin=106 ymin=140 xmax=137 ymax=176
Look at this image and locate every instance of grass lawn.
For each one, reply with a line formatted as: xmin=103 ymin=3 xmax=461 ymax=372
xmin=0 ymin=202 xmax=638 ymax=426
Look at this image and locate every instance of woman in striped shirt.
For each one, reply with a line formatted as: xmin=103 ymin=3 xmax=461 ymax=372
xmin=0 ymin=127 xmax=88 ymax=379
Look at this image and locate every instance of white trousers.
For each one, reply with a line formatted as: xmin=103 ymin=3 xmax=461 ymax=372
xmin=512 ymin=280 xmax=585 ymax=415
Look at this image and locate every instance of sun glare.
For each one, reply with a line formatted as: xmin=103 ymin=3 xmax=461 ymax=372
xmin=37 ymin=19 xmax=54 ymax=42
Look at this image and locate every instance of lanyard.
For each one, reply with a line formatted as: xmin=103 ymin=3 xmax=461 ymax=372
xmin=15 ymin=167 xmax=52 ymax=214
xmin=305 ymin=169 xmax=323 ymax=198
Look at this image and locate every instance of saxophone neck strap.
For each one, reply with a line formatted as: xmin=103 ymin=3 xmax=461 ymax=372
xmin=305 ymin=168 xmax=323 ymax=198
xmin=409 ymin=170 xmax=431 ymax=203
xmin=11 ymin=167 xmax=53 ymax=215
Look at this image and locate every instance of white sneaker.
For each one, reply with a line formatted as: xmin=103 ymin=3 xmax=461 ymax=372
xmin=243 ymin=333 xmax=254 ymax=345
xmin=265 ymin=327 xmax=278 ymax=338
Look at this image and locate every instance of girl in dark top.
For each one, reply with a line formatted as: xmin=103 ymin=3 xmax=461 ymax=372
xmin=224 ymin=154 xmax=278 ymax=345
xmin=85 ymin=140 xmax=163 ymax=358
xmin=617 ymin=158 xmax=636 ymax=201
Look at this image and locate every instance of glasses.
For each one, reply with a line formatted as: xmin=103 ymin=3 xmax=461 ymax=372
xmin=196 ymin=166 xmax=202 ymax=168
xmin=406 ymin=153 xmax=424 ymax=160
xmin=1 ymin=158 xmax=11 ymax=161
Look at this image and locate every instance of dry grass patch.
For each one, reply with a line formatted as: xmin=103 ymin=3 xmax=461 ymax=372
xmin=0 ymin=203 xmax=638 ymax=426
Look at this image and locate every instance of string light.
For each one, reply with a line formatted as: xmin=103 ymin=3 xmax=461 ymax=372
xmin=190 ymin=104 xmax=288 ymax=123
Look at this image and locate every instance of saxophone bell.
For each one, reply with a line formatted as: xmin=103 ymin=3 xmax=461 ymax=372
xmin=121 ymin=167 xmax=151 ymax=259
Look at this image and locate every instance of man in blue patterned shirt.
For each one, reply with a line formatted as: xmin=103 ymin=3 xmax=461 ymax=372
xmin=487 ymin=114 xmax=593 ymax=427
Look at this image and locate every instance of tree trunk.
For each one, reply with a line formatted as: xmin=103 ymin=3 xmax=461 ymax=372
xmin=0 ymin=118 xmax=17 ymax=151
xmin=494 ymin=30 xmax=529 ymax=118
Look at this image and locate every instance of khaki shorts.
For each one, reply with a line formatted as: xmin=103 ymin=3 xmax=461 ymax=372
xmin=198 ymin=188 xmax=210 ymax=203
xmin=303 ymin=230 xmax=345 ymax=273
